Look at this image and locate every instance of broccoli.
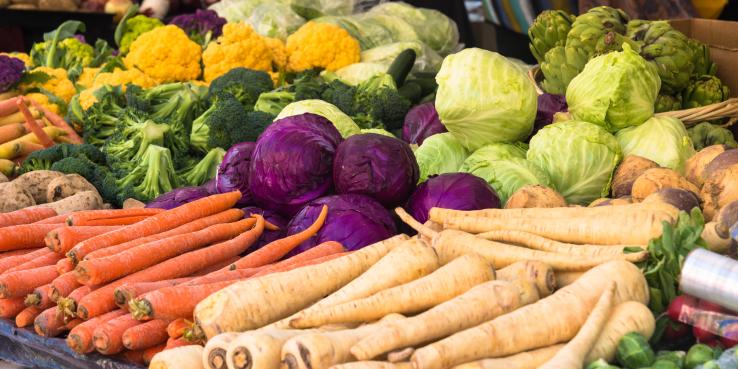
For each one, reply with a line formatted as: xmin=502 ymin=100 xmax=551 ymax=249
xmin=102 ymin=108 xmax=173 ymax=173
xmin=292 ymin=70 xmax=327 ymax=101
xmin=50 ymin=156 xmax=120 ymax=206
xmin=81 ymin=85 xmax=127 ymax=145
xmin=207 ymin=68 xmax=274 ymax=110
xmin=116 ymin=145 xmax=180 ymax=202
xmin=20 ymin=144 xmax=105 ymax=173
xmin=178 ymin=147 xmax=225 ymax=186
xmin=254 ymin=91 xmax=295 ymax=116
xmin=190 ymin=92 xmax=244 ymax=152
xmin=351 ymin=73 xmax=412 ymax=130
xmin=320 ymin=79 xmax=356 ymax=117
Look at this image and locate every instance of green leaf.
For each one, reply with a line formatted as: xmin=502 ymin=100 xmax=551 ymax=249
xmin=42 ymin=20 xmax=85 ymax=42
xmin=37 ymin=88 xmax=68 ymax=116
xmin=114 ymin=5 xmax=139 ymax=48
xmin=100 ymin=56 xmax=126 ymax=74
xmin=90 ymin=39 xmax=114 ymax=68
xmin=19 ymin=70 xmax=51 ymax=85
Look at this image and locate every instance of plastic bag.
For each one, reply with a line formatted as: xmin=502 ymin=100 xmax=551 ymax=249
xmin=290 ymin=0 xmax=355 ymax=19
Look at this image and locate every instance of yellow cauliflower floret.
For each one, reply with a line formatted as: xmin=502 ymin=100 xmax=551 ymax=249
xmin=202 ymin=22 xmax=274 ymax=82
xmin=79 ymin=88 xmax=98 ymax=110
xmin=25 ymin=92 xmax=60 ymax=114
xmin=264 ymin=37 xmax=287 ymax=70
xmin=286 ymin=22 xmax=360 ymax=72
xmin=1 ymin=52 xmax=31 ymax=66
xmin=93 ymin=68 xmax=157 ymax=89
xmin=76 ymin=67 xmax=101 ymax=89
xmin=124 ymin=25 xmax=202 ymax=83
xmin=20 ymin=67 xmax=76 ymax=103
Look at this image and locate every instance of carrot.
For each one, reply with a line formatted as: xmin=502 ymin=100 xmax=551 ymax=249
xmin=252 ymin=252 xmax=349 ymax=277
xmin=556 ymin=272 xmax=583 ymax=288
xmin=0 ymin=248 xmax=50 ymax=274
xmin=151 ymin=345 xmax=203 ymax=367
xmin=26 ymin=97 xmax=83 ymax=144
xmin=16 ymin=100 xmax=54 ymax=148
xmin=167 ymin=318 xmax=191 ymax=339
xmin=49 ymin=272 xmax=81 ymax=302
xmin=76 ymin=215 xmax=265 ymax=320
xmin=114 ymin=278 xmax=193 ymax=308
xmin=0 ymin=297 xmax=27 ymax=318
xmin=0 ymin=207 xmax=55 ymax=227
xmin=231 ymin=205 xmax=328 ymax=269
xmin=123 ymin=319 xmax=170 ymax=350
xmin=34 ymin=307 xmax=66 ymax=337
xmin=56 ymin=258 xmax=74 ymax=274
xmin=239 ymin=240 xmax=345 ymax=271
xmin=187 ymin=268 xmax=266 ymax=286
xmin=93 ymin=313 xmax=142 ymax=355
xmin=165 ymin=337 xmax=191 ymax=350
xmin=0 ymin=140 xmax=43 ymax=159
xmin=83 ymin=209 xmax=245 ymax=261
xmin=409 ymin=261 xmax=649 ymax=369
xmin=34 ymin=213 xmax=70 ymax=224
xmin=290 ymin=253 xmax=494 ymax=329
xmin=45 ymin=226 xmax=122 ymax=254
xmin=143 ymin=344 xmax=167 ymax=365
xmin=585 ymin=301 xmax=655 ymax=365
xmin=66 ymin=209 xmax=165 ymax=225
xmin=3 ymin=251 xmax=62 ymax=274
xmin=191 ymin=256 xmax=241 ymax=276
xmin=351 ymin=279 xmax=540 ymax=361
xmin=130 ymin=280 xmax=238 ymax=321
xmin=121 ymin=349 xmax=146 ymax=365
xmin=16 ymin=305 xmax=44 ymax=327
xmin=0 ymin=249 xmax=36 ymax=259
xmin=65 ymin=318 xmax=83 ymax=330
xmin=496 ymin=261 xmax=556 ymax=298
xmin=0 ymin=96 xmax=21 ymax=117
xmin=67 ymin=310 xmax=128 ymax=353
xmin=74 ymin=216 xmax=150 ymax=226
xmin=67 ymin=191 xmax=243 ymax=263
xmin=0 ymin=223 xmax=65 ymax=252
xmin=538 ymin=282 xmax=616 ymax=369
xmin=203 ymin=332 xmax=239 ymax=369
xmin=194 ymin=234 xmax=409 ymax=339
xmin=451 ymin=345 xmax=564 ymax=369
xmin=75 ymin=218 xmax=257 ymax=285
xmin=0 ymin=123 xmax=27 ymax=144
xmin=0 ymin=265 xmax=58 ymax=298
xmin=329 ymin=362 xmax=413 ymax=369
xmin=25 ymin=283 xmax=54 ymax=308
xmin=58 ymin=285 xmax=91 ymax=321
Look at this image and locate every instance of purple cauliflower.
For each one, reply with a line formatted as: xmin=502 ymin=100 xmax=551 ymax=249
xmin=0 ymin=55 xmax=25 ymax=93
xmin=169 ymin=9 xmax=226 ymax=45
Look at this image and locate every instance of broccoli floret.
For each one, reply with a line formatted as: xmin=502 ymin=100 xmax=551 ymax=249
xmin=20 ymin=144 xmax=105 ymax=174
xmin=351 ymin=73 xmax=412 ymax=130
xmin=81 ymin=85 xmax=127 ymax=145
xmin=320 ymin=79 xmax=356 ymax=116
xmin=103 ymin=109 xmax=173 ymax=174
xmin=116 ymin=145 xmax=180 ymax=202
xmin=254 ymin=91 xmax=295 ymax=116
xmin=71 ymin=144 xmax=107 ymax=165
xmin=50 ymin=156 xmax=120 ymax=205
xmin=207 ymin=68 xmax=274 ymax=110
xmin=190 ymin=92 xmax=246 ymax=152
xmin=292 ymin=70 xmax=327 ymax=101
xmin=178 ymin=147 xmax=225 ymax=186
xmin=238 ymin=111 xmax=274 ymax=142
xmin=51 ymin=156 xmax=98 ymax=179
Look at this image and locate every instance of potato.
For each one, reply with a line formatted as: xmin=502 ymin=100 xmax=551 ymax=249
xmin=685 ymin=145 xmax=729 ymax=188
xmin=631 ymin=168 xmax=700 ymax=203
xmin=702 ymin=149 xmax=738 ymax=184
xmin=0 ymin=173 xmax=7 ymax=183
xmin=0 ymin=182 xmax=35 ymax=212
xmin=589 ymin=197 xmax=633 ymax=207
xmin=41 ymin=190 xmax=103 ymax=214
xmin=46 ymin=174 xmax=98 ymax=203
xmin=122 ymin=198 xmax=146 ymax=209
xmin=701 ymin=164 xmax=738 ymax=221
xmin=13 ymin=170 xmax=64 ymax=204
xmin=611 ymin=156 xmax=660 ymax=198
xmin=504 ymin=185 xmax=567 ymax=209
xmin=642 ymin=188 xmax=701 ymax=212
xmin=701 ymin=200 xmax=738 ymax=254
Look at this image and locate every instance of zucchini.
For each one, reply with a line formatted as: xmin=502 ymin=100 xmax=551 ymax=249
xmin=387 ymin=49 xmax=417 ymax=87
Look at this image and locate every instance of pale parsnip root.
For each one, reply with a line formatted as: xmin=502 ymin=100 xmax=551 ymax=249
xmin=149 ymin=345 xmax=204 ymax=369
xmin=451 ymin=345 xmax=564 ymax=369
xmin=328 ymin=362 xmax=413 ymax=369
xmin=203 ymin=332 xmax=239 ymax=369
xmin=226 ymin=328 xmax=320 ymax=369
xmin=428 ymin=203 xmax=679 ymax=221
xmin=555 ymin=272 xmax=583 ymax=288
xmin=585 ymin=301 xmax=655 ymax=364
xmin=496 ymin=261 xmax=556 ymax=297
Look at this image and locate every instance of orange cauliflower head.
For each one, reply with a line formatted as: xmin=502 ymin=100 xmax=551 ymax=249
xmin=124 ymin=25 xmax=202 ymax=83
xmin=202 ymin=22 xmax=276 ymax=82
xmin=286 ymin=22 xmax=360 ymax=72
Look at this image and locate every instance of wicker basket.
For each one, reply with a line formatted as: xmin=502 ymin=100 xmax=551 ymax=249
xmin=528 ymin=65 xmax=738 ymax=128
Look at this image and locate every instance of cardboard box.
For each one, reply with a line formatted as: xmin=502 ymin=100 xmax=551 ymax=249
xmin=670 ymin=18 xmax=738 ymax=96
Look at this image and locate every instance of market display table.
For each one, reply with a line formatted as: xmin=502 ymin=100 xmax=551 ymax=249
xmin=0 ymin=319 xmax=142 ymax=369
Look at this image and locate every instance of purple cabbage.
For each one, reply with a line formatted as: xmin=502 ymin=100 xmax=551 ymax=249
xmin=285 ymin=194 xmax=397 ymax=255
xmin=333 ymin=133 xmax=419 ymax=207
xmin=250 ymin=113 xmax=343 ymax=216
xmin=0 ymin=55 xmax=25 ymax=93
xmin=242 ymin=206 xmax=288 ymax=249
xmin=402 ymin=103 xmax=446 ymax=145
xmin=169 ymin=9 xmax=226 ymax=41
xmin=406 ymin=173 xmax=501 ymax=223
xmin=216 ymin=142 xmax=256 ymax=207
xmin=532 ymin=94 xmax=567 ymax=138
xmin=145 ymin=183 xmax=215 ymax=210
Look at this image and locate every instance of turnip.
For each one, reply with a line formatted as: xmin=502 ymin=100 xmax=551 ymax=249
xmin=631 ymin=168 xmax=701 ymax=202
xmin=589 ymin=197 xmax=633 ymax=207
xmin=701 ymin=164 xmax=738 ymax=220
xmin=504 ymin=185 xmax=566 ymax=209
xmin=701 ymin=200 xmax=738 ymax=253
xmin=685 ymin=145 xmax=729 ymax=187
xmin=642 ymin=188 xmax=701 ymax=212
xmin=612 ymin=156 xmax=660 ymax=198
xmin=702 ymin=149 xmax=738 ymax=182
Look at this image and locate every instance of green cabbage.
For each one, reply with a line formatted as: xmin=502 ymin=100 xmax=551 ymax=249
xmin=435 ymin=48 xmax=537 ymax=151
xmin=368 ymin=2 xmax=459 ymax=55
xmin=290 ymin=0 xmax=353 ymax=19
xmin=566 ymin=44 xmax=661 ymax=133
xmin=463 ymin=157 xmax=551 ymax=204
xmin=276 ymin=99 xmax=361 ymax=138
xmin=459 ymin=143 xmax=528 ymax=172
xmin=414 ymin=132 xmax=469 ymax=182
xmin=528 ymin=120 xmax=622 ymax=205
xmin=335 ymin=62 xmax=387 ymax=85
xmin=315 ymin=14 xmax=410 ymax=50
xmin=246 ymin=3 xmax=306 ymax=40
xmin=616 ymin=116 xmax=695 ymax=174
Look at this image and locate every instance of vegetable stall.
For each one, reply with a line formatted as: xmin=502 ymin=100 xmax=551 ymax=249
xmin=0 ymin=2 xmax=737 ymax=369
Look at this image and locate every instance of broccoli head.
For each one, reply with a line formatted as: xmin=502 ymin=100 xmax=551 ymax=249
xmin=20 ymin=143 xmax=106 ymax=173
xmin=50 ymin=156 xmax=120 ymax=206
xmin=207 ymin=68 xmax=274 ymax=110
xmin=178 ymin=147 xmax=225 ymax=186
xmin=320 ymin=79 xmax=356 ymax=117
xmin=80 ymin=85 xmax=127 ymax=145
xmin=103 ymin=109 xmax=173 ymax=173
xmin=190 ymin=92 xmax=244 ymax=152
xmin=254 ymin=91 xmax=295 ymax=116
xmin=351 ymin=73 xmax=411 ymax=130
xmin=292 ymin=70 xmax=328 ymax=101
xmin=116 ymin=145 xmax=180 ymax=202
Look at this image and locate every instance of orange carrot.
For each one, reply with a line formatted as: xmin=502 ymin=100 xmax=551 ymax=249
xmin=4 ymin=251 xmax=63 ymax=274
xmin=114 ymin=278 xmax=193 ymax=309
xmin=121 ymin=349 xmax=146 ymax=365
xmin=143 ymin=344 xmax=167 ymax=364
xmin=232 ymin=205 xmax=328 ymax=270
xmin=0 ymin=248 xmax=50 ymax=274
xmin=0 ymin=249 xmax=37 ymax=259
xmin=58 ymin=285 xmax=91 ymax=321
xmin=25 ymin=283 xmax=54 ymax=308
xmin=186 ymin=268 xmax=263 ymax=286
xmin=123 ymin=319 xmax=170 ymax=350
xmin=66 ymin=209 xmax=165 ymax=225
xmin=0 ymin=224 xmax=64 ymax=252
xmin=73 ymin=216 xmax=150 ymax=226
xmin=65 ymin=318 xmax=83 ymax=330
xmin=0 ymin=297 xmax=26 ymax=318
xmin=34 ymin=307 xmax=66 ymax=337
xmin=67 ymin=310 xmax=127 ymax=353
xmin=0 ymin=123 xmax=27 ymax=144
xmin=83 ymin=209 xmax=245 ymax=260
xmin=17 ymin=100 xmax=54 ymax=148
xmin=45 ymin=226 xmax=122 ymax=254
xmin=56 ymin=258 xmax=74 ymax=274
xmin=16 ymin=305 xmax=44 ymax=327
xmin=26 ymin=98 xmax=83 ymax=144
xmin=75 ymin=218 xmax=257 ymax=285
xmin=93 ymin=314 xmax=142 ymax=355
xmin=252 ymin=252 xmax=349 ymax=277
xmin=165 ymin=337 xmax=190 ymax=349
xmin=190 ymin=255 xmax=240 ymax=276
xmin=34 ymin=214 xmax=69 ymax=224
xmin=0 ymin=96 xmax=21 ymax=116
xmin=0 ymin=265 xmax=58 ymax=298
xmin=130 ymin=280 xmax=238 ymax=321
xmin=49 ymin=272 xmax=80 ymax=302
xmin=257 ymin=240 xmax=344 ymax=271
xmin=75 ymin=215 xmax=265 ymax=320
xmin=167 ymin=318 xmax=190 ymax=339
xmin=0 ymin=207 xmax=56 ymax=228
xmin=67 ymin=191 xmax=243 ymax=263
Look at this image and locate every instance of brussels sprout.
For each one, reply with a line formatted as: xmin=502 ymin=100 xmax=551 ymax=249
xmin=686 ymin=344 xmax=715 ymax=369
xmin=656 ymin=351 xmax=685 ymax=368
xmin=616 ymin=332 xmax=656 ymax=369
xmin=652 ymin=359 xmax=680 ymax=369
xmin=586 ymin=359 xmax=622 ymax=369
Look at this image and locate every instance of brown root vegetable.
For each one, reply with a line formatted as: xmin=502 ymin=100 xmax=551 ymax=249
xmin=0 ymin=181 xmax=36 ymax=212
xmin=123 ymin=198 xmax=146 ymax=209
xmin=612 ymin=156 xmax=660 ymax=198
xmin=46 ymin=174 xmax=98 ymax=203
xmin=41 ymin=191 xmax=103 ymax=214
xmin=701 ymin=164 xmax=738 ymax=221
xmin=12 ymin=170 xmax=64 ymax=204
xmin=702 ymin=149 xmax=738 ymax=184
xmin=631 ymin=168 xmax=700 ymax=202
xmin=642 ymin=188 xmax=701 ymax=212
xmin=0 ymin=173 xmax=8 ymax=183
xmin=701 ymin=200 xmax=738 ymax=254
xmin=589 ymin=197 xmax=633 ymax=207
xmin=685 ymin=145 xmax=729 ymax=188
xmin=504 ymin=185 xmax=566 ymax=209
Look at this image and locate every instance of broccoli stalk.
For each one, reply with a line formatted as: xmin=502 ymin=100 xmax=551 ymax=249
xmin=103 ymin=116 xmax=171 ymax=173
xmin=254 ymin=91 xmax=296 ymax=116
xmin=179 ymin=147 xmax=226 ymax=186
xmin=116 ymin=145 xmax=179 ymax=202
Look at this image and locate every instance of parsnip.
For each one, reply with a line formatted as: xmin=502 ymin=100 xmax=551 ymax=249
xmin=328 ymin=362 xmax=413 ymax=369
xmin=496 ymin=261 xmax=556 ymax=297
xmin=226 ymin=328 xmax=320 ymax=369
xmin=429 ymin=203 xmax=679 ymax=221
xmin=555 ymin=272 xmax=583 ymax=288
xmin=451 ymin=345 xmax=563 ymax=369
xmin=585 ymin=301 xmax=655 ymax=364
xmin=203 ymin=332 xmax=239 ymax=369
xmin=149 ymin=345 xmax=204 ymax=369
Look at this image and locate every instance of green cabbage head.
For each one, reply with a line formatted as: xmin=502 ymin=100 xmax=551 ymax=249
xmin=463 ymin=156 xmax=551 ymax=204
xmin=616 ymin=116 xmax=695 ymax=174
xmin=414 ymin=132 xmax=469 ymax=182
xmin=459 ymin=142 xmax=528 ymax=172
xmin=276 ymin=99 xmax=361 ymax=138
xmin=527 ymin=120 xmax=622 ymax=205
xmin=435 ymin=48 xmax=537 ymax=151
xmin=566 ymin=43 xmax=661 ymax=133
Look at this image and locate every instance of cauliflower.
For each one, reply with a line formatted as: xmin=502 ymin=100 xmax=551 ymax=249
xmin=30 ymin=37 xmax=94 ymax=70
xmin=202 ymin=22 xmax=275 ymax=82
xmin=119 ymin=15 xmax=164 ymax=53
xmin=264 ymin=37 xmax=287 ymax=70
xmin=76 ymin=67 xmax=101 ymax=89
xmin=1 ymin=52 xmax=31 ymax=66
xmin=77 ymin=67 xmax=157 ymax=109
xmin=124 ymin=25 xmax=202 ymax=83
xmin=25 ymin=92 xmax=61 ymax=114
xmin=286 ymin=22 xmax=360 ymax=72
xmin=19 ymin=67 xmax=76 ymax=103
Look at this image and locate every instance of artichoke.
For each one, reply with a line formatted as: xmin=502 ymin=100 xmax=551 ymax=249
xmin=682 ymin=75 xmax=731 ymax=109
xmin=688 ymin=39 xmax=717 ymax=76
xmin=688 ymin=122 xmax=738 ymax=150
xmin=566 ymin=6 xmax=629 ymax=58
xmin=540 ymin=45 xmax=589 ymax=95
xmin=529 ymin=10 xmax=575 ymax=64
xmin=629 ymin=20 xmax=695 ymax=94
xmin=655 ymin=93 xmax=683 ymax=113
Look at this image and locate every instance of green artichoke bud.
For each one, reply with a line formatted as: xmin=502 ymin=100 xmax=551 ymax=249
xmin=688 ymin=122 xmax=738 ymax=150
xmin=682 ymin=75 xmax=731 ymax=109
xmin=629 ymin=20 xmax=695 ymax=94
xmin=586 ymin=359 xmax=621 ymax=369
xmin=540 ymin=45 xmax=589 ymax=95
xmin=688 ymin=39 xmax=717 ymax=77
xmin=685 ymin=344 xmax=714 ymax=369
xmin=529 ymin=10 xmax=575 ymax=64
xmin=626 ymin=19 xmax=651 ymax=38
xmin=567 ymin=6 xmax=629 ymax=58
xmin=656 ymin=351 xmax=686 ymax=368
xmin=616 ymin=332 xmax=656 ymax=369
xmin=655 ymin=94 xmax=683 ymax=113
